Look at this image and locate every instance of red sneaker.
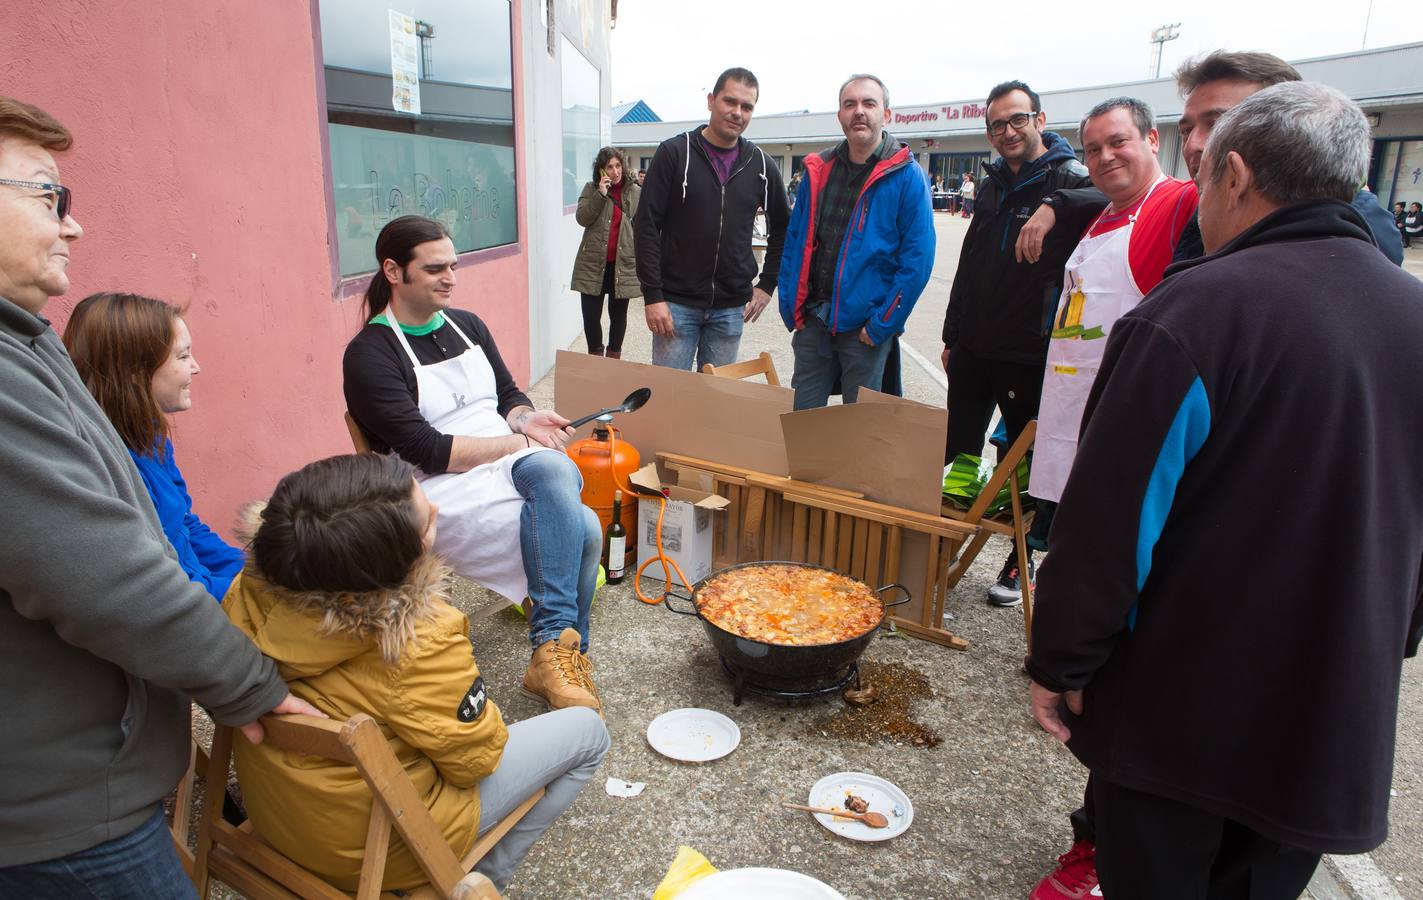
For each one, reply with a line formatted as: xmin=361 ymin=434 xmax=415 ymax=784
xmin=1029 ymin=840 xmax=1099 ymax=899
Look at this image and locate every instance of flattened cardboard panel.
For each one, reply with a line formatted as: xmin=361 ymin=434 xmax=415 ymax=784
xmin=554 ymin=351 xmax=793 ymax=476
xmin=778 ymin=394 xmax=949 ymax=625
xmin=780 ymin=399 xmax=945 ymax=515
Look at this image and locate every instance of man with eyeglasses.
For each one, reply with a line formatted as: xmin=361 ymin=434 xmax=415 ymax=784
xmin=0 ymin=95 xmax=313 ymax=898
xmin=940 ymin=80 xmax=1092 ymax=607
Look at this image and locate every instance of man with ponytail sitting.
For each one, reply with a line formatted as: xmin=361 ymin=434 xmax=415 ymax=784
xmin=343 ymin=216 xmax=604 ymax=713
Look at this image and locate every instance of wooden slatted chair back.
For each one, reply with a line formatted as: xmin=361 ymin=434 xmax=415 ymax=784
xmin=701 ymin=351 xmax=781 ymax=386
xmin=344 ymin=412 xmax=373 ymax=455
xmin=192 ymin=712 xmax=530 ymax=900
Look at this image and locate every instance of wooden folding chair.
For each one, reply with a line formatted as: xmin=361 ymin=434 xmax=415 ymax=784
xmin=193 ymin=714 xmax=544 ymax=900
xmin=940 ymin=420 xmax=1037 ymax=643
xmin=345 ymin=411 xmax=373 ymax=454
xmin=169 ymin=738 xmax=202 ymax=883
xmin=701 ymin=351 xmax=780 ymax=386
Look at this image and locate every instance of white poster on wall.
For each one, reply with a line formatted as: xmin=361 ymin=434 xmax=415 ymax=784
xmin=388 ymin=9 xmax=421 ymax=116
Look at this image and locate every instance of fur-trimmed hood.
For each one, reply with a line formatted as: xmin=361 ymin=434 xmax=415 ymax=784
xmin=223 ymin=554 xmax=451 ymax=674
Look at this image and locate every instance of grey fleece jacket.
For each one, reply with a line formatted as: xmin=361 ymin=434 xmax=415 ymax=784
xmin=0 ymin=295 xmax=287 ymax=866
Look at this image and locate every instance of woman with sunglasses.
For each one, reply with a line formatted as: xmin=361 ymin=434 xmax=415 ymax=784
xmin=63 ymin=292 xmax=244 ymax=603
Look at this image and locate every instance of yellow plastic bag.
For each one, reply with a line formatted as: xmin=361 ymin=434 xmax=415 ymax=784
xmin=652 ymin=846 xmax=718 ymax=899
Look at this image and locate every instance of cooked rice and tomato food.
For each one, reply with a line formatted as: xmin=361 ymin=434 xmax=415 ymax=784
xmin=695 ymin=564 xmax=883 ymax=645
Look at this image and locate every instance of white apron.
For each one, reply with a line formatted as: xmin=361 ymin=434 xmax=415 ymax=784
xmin=1032 ymin=176 xmax=1166 ymax=504
xmin=387 ymin=315 xmax=558 ymax=603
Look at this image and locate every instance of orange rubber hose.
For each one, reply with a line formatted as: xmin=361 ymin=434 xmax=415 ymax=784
xmin=605 ymin=428 xmax=694 ymax=604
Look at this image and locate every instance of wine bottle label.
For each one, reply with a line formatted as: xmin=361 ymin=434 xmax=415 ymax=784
xmin=608 ymin=536 xmax=626 ymax=575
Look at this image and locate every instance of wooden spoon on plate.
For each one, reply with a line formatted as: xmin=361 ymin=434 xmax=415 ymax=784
xmin=781 ymin=801 xmax=889 ymax=828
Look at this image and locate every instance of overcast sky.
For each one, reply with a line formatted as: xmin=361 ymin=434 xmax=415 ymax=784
xmin=610 ymin=0 xmax=1422 ymax=121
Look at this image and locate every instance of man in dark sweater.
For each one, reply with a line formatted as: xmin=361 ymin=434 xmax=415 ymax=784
xmin=1030 ymin=51 xmax=1407 ymax=899
xmin=940 ymin=80 xmax=1092 ymax=607
xmin=0 ymin=96 xmax=309 ymax=896
xmin=344 ymin=216 xmax=605 ymax=715
xmin=1027 ymin=82 xmax=1423 ymax=897
xmin=634 ymin=67 xmax=790 ymax=371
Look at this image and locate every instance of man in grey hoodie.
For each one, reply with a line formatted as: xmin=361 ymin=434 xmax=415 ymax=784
xmin=0 ymin=95 xmax=313 ymax=898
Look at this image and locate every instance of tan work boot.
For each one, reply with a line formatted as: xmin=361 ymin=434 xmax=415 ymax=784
xmin=521 ymin=628 xmax=601 ymax=714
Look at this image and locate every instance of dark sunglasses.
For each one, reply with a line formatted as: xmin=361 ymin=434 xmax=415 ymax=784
xmin=0 ymin=178 xmax=72 ymax=220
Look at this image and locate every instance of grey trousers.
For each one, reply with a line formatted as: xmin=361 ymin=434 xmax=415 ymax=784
xmin=473 ymin=706 xmax=610 ymax=890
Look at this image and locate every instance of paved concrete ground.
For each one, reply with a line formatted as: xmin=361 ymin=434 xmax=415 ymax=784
xmin=449 ymin=216 xmax=1422 ymax=899
xmin=204 ymin=217 xmax=1422 ymax=899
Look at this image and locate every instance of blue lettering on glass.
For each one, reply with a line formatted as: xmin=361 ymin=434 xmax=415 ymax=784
xmin=330 ymin=123 xmax=517 ymax=277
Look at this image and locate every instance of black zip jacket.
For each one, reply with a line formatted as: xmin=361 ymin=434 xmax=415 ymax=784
xmin=1028 ymin=200 xmax=1423 ymax=854
xmin=941 ymin=132 xmax=1091 ymax=364
xmin=634 ymin=129 xmax=790 ymax=309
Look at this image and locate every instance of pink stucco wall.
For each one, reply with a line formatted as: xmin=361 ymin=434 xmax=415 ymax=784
xmin=2 ymin=1 xmax=531 ymax=539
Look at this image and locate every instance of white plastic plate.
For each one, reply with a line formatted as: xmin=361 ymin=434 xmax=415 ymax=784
xmin=678 ymin=867 xmax=848 ymax=900
xmin=806 ymin=771 xmax=913 ymax=842
xmin=645 ymin=708 xmax=741 ymax=762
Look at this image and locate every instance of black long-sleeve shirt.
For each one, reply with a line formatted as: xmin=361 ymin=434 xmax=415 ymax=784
xmin=342 ymin=309 xmax=530 ymax=475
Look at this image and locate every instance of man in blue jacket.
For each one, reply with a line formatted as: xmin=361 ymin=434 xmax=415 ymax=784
xmin=779 ymin=74 xmax=934 ymax=410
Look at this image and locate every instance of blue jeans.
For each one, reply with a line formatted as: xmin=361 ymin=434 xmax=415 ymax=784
xmin=790 ymin=314 xmax=894 ymax=410
xmin=0 ymin=807 xmax=196 ymax=899
xmin=651 ymin=303 xmax=744 ymax=371
xmin=473 ymin=707 xmax=609 ymax=891
xmin=512 ymin=452 xmax=600 ymax=652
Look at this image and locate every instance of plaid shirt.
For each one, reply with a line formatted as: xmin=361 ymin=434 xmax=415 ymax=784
xmin=807 ymin=132 xmax=891 ymax=304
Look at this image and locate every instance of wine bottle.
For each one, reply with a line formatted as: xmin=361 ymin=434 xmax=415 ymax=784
xmin=605 ymin=490 xmax=627 ymax=584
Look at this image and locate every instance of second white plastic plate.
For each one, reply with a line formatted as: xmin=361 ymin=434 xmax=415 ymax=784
xmin=645 ymin=708 xmax=741 ymax=762
xmin=806 ymin=771 xmax=913 ymax=841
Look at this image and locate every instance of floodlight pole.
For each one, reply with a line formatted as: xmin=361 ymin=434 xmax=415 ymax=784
xmin=1150 ymin=23 xmax=1181 ymax=78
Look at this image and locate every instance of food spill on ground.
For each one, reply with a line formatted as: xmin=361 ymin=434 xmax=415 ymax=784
xmin=806 ymin=661 xmax=942 ymax=748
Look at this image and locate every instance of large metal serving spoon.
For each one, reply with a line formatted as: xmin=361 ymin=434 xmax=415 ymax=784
xmin=781 ymin=801 xmax=890 ymax=828
xmin=565 ymin=387 xmax=652 ymax=430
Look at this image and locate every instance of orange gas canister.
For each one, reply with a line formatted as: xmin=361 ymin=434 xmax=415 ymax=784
xmin=569 ymin=423 xmax=640 ymax=568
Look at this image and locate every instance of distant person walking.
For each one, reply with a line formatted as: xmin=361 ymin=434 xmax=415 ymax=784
xmin=959 ymin=172 xmax=975 ymax=216
xmin=571 ymin=146 xmax=639 ymax=359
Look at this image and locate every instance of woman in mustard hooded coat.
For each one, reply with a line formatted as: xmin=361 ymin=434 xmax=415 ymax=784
xmin=224 ymin=454 xmax=609 ymax=893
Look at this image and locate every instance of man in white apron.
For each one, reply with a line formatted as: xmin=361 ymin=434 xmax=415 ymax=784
xmin=343 ymin=216 xmax=603 ymax=714
xmin=1031 ymin=98 xmax=1198 ymax=525
xmin=1025 ymin=97 xmax=1197 ymax=900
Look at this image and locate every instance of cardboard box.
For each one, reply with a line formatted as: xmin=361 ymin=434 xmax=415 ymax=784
xmin=628 ymin=464 xmax=729 ymax=588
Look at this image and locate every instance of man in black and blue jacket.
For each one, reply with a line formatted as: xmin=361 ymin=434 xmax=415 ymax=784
xmin=940 ymin=80 xmax=1091 ymax=605
xmin=1028 ymin=81 xmax=1423 ymax=898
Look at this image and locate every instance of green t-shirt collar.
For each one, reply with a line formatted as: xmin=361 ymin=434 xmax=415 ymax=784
xmin=369 ymin=310 xmax=446 ymax=336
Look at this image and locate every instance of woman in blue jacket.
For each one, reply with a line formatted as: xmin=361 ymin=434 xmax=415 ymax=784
xmin=64 ymin=292 xmax=243 ymax=602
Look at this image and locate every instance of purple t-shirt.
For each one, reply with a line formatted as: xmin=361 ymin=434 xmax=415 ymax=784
xmin=700 ymin=133 xmax=740 ymax=184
